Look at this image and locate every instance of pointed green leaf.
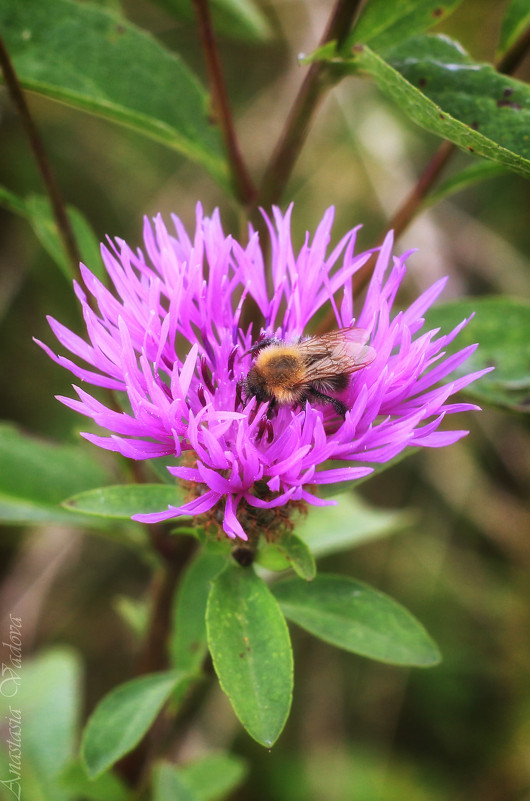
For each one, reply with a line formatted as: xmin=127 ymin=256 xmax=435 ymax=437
xmin=113 ymin=595 xmax=149 ymax=639
xmin=273 ymin=575 xmax=440 ymax=666
xmin=387 ymin=35 xmax=530 ymax=165
xmin=170 ymin=550 xmax=227 ymax=674
xmin=425 ymin=297 xmax=530 ymax=412
xmin=0 ymin=423 xmax=112 ymax=526
xmin=348 ymin=0 xmax=463 ymax=54
xmin=60 ymin=760 xmax=129 ymax=801
xmin=497 ymin=0 xmax=530 ymax=59
xmin=423 ymin=160 xmax=509 ymax=208
xmin=152 ymin=753 xmax=248 ymax=801
xmin=0 ymin=0 xmax=227 ymax=184
xmin=147 ymin=456 xmax=179 ymax=484
xmin=153 ymin=763 xmax=198 ymax=801
xmin=295 ymin=494 xmax=411 ymax=555
xmin=179 ymin=752 xmax=248 ymax=801
xmin=63 ymin=483 xmax=187 ymax=519
xmin=338 ymin=38 xmax=530 ymax=179
xmin=256 ymin=532 xmax=316 ymax=580
xmin=0 ymin=648 xmax=82 ymax=801
xmin=0 ymin=186 xmax=102 ymax=280
xmin=0 ymin=184 xmax=27 ymax=215
xmin=318 ymin=448 xmax=421 ymax=498
xmin=81 ymin=671 xmax=184 ymax=778
xmin=25 ymin=195 xmax=102 ymax=281
xmin=206 ymin=565 xmax=293 ymax=746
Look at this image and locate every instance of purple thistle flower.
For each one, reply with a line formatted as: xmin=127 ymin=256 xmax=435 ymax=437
xmin=36 ymin=205 xmax=490 ymax=541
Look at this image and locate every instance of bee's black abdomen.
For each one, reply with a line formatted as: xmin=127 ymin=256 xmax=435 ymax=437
xmin=327 ymin=373 xmax=349 ymax=391
xmin=313 ymin=373 xmax=349 ymax=392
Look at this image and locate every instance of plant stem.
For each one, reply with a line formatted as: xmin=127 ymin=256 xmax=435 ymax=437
xmin=116 ymin=529 xmax=197 ymax=788
xmin=496 ymin=22 xmax=530 ymax=75
xmin=335 ymin=19 xmax=530 ymax=306
xmin=257 ymin=0 xmax=364 ymax=209
xmin=137 ymin=528 xmax=197 ymax=675
xmin=347 ymin=139 xmax=456 ymax=297
xmin=0 ymin=35 xmax=81 ymax=275
xmin=192 ymin=0 xmax=256 ymax=207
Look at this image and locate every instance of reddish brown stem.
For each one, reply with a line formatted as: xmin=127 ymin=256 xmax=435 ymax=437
xmin=348 ymin=140 xmax=456 ymax=298
xmin=0 ymin=34 xmax=81 ymax=275
xmin=192 ymin=0 xmax=256 ymax=207
xmin=257 ymin=0 xmax=364 ymax=209
xmin=330 ymin=20 xmax=530 ymax=313
xmin=137 ymin=528 xmax=198 ymax=675
xmin=115 ymin=530 xmax=197 ymax=788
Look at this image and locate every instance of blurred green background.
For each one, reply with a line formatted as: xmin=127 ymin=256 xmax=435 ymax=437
xmin=0 ymin=0 xmax=529 ymax=799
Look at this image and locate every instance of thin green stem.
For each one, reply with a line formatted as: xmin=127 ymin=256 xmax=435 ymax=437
xmin=496 ymin=22 xmax=530 ymax=75
xmin=0 ymin=34 xmax=81 ymax=275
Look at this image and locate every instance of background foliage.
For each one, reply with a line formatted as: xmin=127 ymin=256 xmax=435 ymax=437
xmin=0 ymin=0 xmax=529 ymax=799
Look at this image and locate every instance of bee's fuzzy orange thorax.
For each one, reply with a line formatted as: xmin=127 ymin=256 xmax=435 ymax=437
xmin=254 ymin=346 xmax=306 ymax=394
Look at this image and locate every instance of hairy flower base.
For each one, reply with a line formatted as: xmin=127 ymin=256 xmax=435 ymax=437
xmin=37 ymin=204 xmax=491 ymax=540
xmin=184 ymin=471 xmax=308 ymax=546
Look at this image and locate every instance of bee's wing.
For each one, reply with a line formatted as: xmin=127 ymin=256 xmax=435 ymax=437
xmin=296 ymin=327 xmax=376 ymax=381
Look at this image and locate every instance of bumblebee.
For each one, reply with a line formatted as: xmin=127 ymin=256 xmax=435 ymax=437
xmin=243 ymin=327 xmax=376 ymax=417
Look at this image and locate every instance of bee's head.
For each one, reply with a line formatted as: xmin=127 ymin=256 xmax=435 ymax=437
xmin=242 ymin=364 xmax=270 ymax=404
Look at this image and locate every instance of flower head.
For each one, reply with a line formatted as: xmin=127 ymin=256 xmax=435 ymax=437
xmin=37 ymin=205 xmax=489 ymax=540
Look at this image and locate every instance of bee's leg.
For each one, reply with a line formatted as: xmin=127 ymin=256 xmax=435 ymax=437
xmin=308 ymin=387 xmax=347 ymax=418
xmin=235 ymin=379 xmax=246 ymax=407
xmin=248 ymin=336 xmax=278 ymax=355
xmin=266 ymin=398 xmax=277 ymax=418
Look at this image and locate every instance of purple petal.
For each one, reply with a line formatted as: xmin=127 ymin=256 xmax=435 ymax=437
xmin=37 ymin=205 xmax=488 ymax=536
xmin=132 ymin=490 xmax=221 ymax=523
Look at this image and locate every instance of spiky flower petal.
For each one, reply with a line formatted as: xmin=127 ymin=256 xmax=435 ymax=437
xmin=37 ymin=205 xmax=489 ymax=540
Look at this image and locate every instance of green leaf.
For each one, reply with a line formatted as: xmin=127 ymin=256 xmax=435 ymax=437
xmin=295 ymin=494 xmax=411 ymax=557
xmin=206 ymin=564 xmax=293 ymax=746
xmin=388 ymin=35 xmax=530 ymax=160
xmin=273 ymin=575 xmax=440 ymax=666
xmin=425 ymin=297 xmax=530 ymax=412
xmin=152 ymin=753 xmax=248 ymax=801
xmin=153 ymin=763 xmax=198 ymax=801
xmin=81 ymin=671 xmax=184 ymax=778
xmin=63 ymin=483 xmax=187 ymax=519
xmin=0 ymin=648 xmax=82 ymax=801
xmin=60 ymin=760 xmax=129 ymax=801
xmin=340 ymin=38 xmax=530 ymax=179
xmin=0 ymin=0 xmax=227 ymax=185
xmin=0 ymin=423 xmax=113 ymax=526
xmin=318 ymin=448 xmax=421 ymax=498
xmin=497 ymin=0 xmax=530 ymax=59
xmin=0 ymin=187 xmax=103 ymax=280
xmin=348 ymin=0 xmax=463 ymax=54
xmin=424 ymin=160 xmax=509 ymax=208
xmin=113 ymin=595 xmax=149 ymax=639
xmin=147 ymin=456 xmax=179 ymax=484
xmin=0 ymin=184 xmax=27 ymax=215
xmin=256 ymin=532 xmax=316 ymax=580
xmin=154 ymin=0 xmax=272 ymax=42
xmin=170 ymin=550 xmax=227 ymax=674
xmin=26 ymin=195 xmax=103 ymax=280
xmin=178 ymin=752 xmax=248 ymax=801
